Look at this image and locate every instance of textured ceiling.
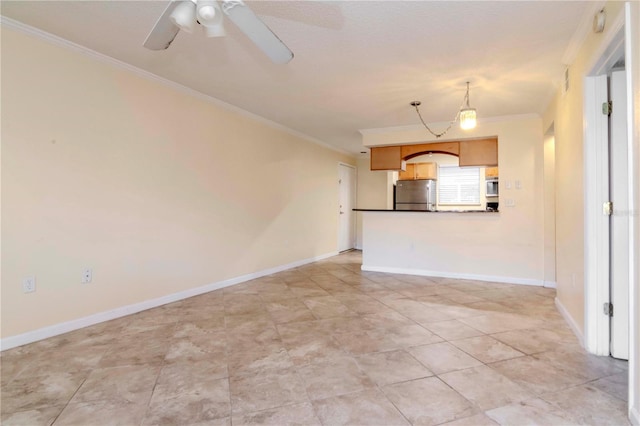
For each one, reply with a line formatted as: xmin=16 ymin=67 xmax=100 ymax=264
xmin=1 ymin=1 xmax=591 ymax=154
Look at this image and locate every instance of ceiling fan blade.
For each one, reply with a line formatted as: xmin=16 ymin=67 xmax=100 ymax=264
xmin=143 ymin=0 xmax=181 ymax=50
xmin=221 ymin=0 xmax=294 ymax=64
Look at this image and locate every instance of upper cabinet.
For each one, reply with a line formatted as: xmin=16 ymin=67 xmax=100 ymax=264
xmin=485 ymin=167 xmax=499 ymax=177
xmin=370 ymin=146 xmax=404 ymax=170
xmin=398 ymin=162 xmax=437 ymax=180
xmin=458 ymin=138 xmax=498 ymax=167
xmin=370 ymin=137 xmax=498 ymax=171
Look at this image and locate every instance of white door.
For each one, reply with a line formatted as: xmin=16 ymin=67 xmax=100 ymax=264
xmin=338 ymin=164 xmax=356 ymax=252
xmin=609 ymin=70 xmax=629 ymax=360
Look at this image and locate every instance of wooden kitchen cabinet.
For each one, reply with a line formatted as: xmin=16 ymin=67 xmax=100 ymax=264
xmin=398 ymin=164 xmax=415 ymax=180
xmin=458 ymin=138 xmax=498 ymax=167
xmin=415 ymin=162 xmax=437 ymax=180
xmin=370 ymin=146 xmax=405 ymax=170
xmin=398 ymin=162 xmax=437 ymax=180
xmin=485 ymin=166 xmax=499 ymax=177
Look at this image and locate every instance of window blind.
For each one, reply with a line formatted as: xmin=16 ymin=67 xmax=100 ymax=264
xmin=438 ymin=166 xmax=480 ymax=205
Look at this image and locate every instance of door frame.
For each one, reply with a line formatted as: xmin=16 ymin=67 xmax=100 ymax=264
xmin=583 ymin=9 xmax=625 ymax=356
xmin=337 ymin=162 xmax=357 ymax=252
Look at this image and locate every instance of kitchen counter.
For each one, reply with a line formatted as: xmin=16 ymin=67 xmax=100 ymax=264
xmin=353 ymin=209 xmax=498 ymax=213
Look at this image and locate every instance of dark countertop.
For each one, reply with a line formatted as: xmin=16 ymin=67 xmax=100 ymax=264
xmin=353 ymin=209 xmax=499 ymax=213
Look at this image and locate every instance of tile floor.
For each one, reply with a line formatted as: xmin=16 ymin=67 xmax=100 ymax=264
xmin=1 ymin=250 xmax=630 ymax=425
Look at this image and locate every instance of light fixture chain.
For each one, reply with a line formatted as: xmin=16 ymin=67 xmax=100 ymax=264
xmin=412 ymin=93 xmax=467 ymax=138
xmin=412 ymin=82 xmax=474 ymax=138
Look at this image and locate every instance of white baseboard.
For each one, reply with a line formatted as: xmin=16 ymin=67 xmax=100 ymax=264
xmin=361 ymin=265 xmax=545 ymax=287
xmin=544 ymin=281 xmax=557 ymax=289
xmin=1 ymin=251 xmax=338 ymax=351
xmin=631 ymin=406 xmax=640 ymax=426
xmin=555 ymin=297 xmax=585 ymax=347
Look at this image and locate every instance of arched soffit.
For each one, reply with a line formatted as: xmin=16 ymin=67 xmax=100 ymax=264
xmin=400 ymin=141 xmax=459 ymax=161
xmin=404 ymin=151 xmax=459 ymax=161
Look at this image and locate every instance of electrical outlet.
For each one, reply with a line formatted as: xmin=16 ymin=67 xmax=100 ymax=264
xmin=23 ymin=276 xmax=36 ymax=293
xmin=82 ymin=268 xmax=92 ymax=284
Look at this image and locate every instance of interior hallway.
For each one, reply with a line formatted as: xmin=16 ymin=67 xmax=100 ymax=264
xmin=0 ymin=251 xmax=629 ymax=425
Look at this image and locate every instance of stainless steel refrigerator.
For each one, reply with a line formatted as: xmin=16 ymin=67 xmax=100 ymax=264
xmin=395 ymin=180 xmax=437 ymax=211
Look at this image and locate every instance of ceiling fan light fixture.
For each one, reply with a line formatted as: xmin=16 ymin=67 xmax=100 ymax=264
xmin=198 ymin=0 xmax=226 ymax=37
xmin=170 ymin=1 xmax=197 ymax=33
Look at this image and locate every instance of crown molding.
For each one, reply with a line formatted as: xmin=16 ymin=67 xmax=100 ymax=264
xmin=358 ymin=113 xmax=540 ymax=135
xmin=561 ymin=0 xmax=606 ymax=65
xmin=0 ymin=16 xmax=353 ymax=157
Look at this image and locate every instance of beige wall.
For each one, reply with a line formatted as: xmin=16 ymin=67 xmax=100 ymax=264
xmin=361 ymin=116 xmax=545 ymax=283
xmin=355 ymin=158 xmax=387 ymax=248
xmin=1 ymin=28 xmax=354 ymax=339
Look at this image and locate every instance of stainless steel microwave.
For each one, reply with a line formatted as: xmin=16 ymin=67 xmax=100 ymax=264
xmin=486 ymin=178 xmax=499 ymax=197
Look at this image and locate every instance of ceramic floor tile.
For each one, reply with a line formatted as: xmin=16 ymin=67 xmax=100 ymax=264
xmin=533 ymin=347 xmax=625 ymax=381
xmin=296 ymin=357 xmax=374 ymax=400
xmin=539 ymin=384 xmax=631 ymax=426
xmin=232 ymin=402 xmax=321 ymax=426
xmin=449 ymin=335 xmax=525 ymax=363
xmin=157 ymin=359 xmax=228 ymax=388
xmin=226 ymin=324 xmax=283 ymax=353
xmin=423 ymin=319 xmax=485 ymax=341
xmin=144 ymin=377 xmax=230 ymax=424
xmin=282 ymin=333 xmax=347 ymax=366
xmin=489 ymin=355 xmax=585 ymax=395
xmin=312 ymin=388 xmax=410 ymax=425
xmin=1 ymin=371 xmax=88 ymax=413
xmin=229 ymin=368 xmax=308 ymax=414
xmin=0 ymin=406 xmax=63 ymax=426
xmin=458 ymin=313 xmax=543 ymax=334
xmin=355 ymin=350 xmax=433 ymax=385
xmin=382 ymin=377 xmax=478 ymax=425
xmin=408 ymin=342 xmax=483 ymax=375
xmin=485 ymin=397 xmax=579 ymax=426
xmin=228 ymin=347 xmax=294 ymax=376
xmin=439 ymin=413 xmax=498 ymax=426
xmin=302 ymin=296 xmax=357 ymax=319
xmin=590 ymin=372 xmax=628 ymax=401
xmin=70 ymin=365 xmax=159 ymax=404
xmin=56 ymin=400 xmax=149 ymax=426
xmin=172 ymin=316 xmax=225 ymax=338
xmin=439 ymin=365 xmax=534 ymax=410
xmin=164 ymin=334 xmax=226 ymax=363
xmin=490 ymin=328 xmax=567 ymax=354
xmin=1 ymin=251 xmax=630 ymax=425
xmin=265 ymin=299 xmax=316 ymax=324
xmin=9 ymin=344 xmax=109 ymax=379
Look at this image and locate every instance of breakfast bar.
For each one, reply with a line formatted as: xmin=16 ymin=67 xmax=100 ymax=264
xmin=354 ymin=209 xmax=545 ymax=286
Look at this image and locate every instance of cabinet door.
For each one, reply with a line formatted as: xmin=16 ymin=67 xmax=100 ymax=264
xmin=370 ymin=146 xmax=404 ymax=170
xmin=485 ymin=167 xmax=499 ymax=177
xmin=415 ymin=162 xmax=437 ymax=180
xmin=459 ymin=138 xmax=498 ymax=167
xmin=398 ymin=164 xmax=415 ymax=180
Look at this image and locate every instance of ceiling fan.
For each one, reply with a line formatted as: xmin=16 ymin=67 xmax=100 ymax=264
xmin=143 ymin=0 xmax=294 ymax=64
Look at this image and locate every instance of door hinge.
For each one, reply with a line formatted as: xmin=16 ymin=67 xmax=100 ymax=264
xmin=602 ymin=101 xmax=612 ymax=116
xmin=603 ymin=201 xmax=613 ymax=216
xmin=603 ymin=302 xmax=613 ymax=317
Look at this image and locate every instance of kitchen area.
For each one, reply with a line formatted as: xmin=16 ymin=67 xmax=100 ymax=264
xmin=354 ymin=117 xmax=548 ymax=287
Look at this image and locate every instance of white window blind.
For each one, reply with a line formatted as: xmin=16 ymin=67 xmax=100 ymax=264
xmin=438 ymin=166 xmax=480 ymax=205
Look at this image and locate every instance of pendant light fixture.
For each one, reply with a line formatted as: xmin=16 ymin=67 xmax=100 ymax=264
xmin=411 ymin=81 xmax=477 ymax=138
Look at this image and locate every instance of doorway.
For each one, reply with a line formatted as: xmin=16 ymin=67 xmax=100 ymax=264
xmin=583 ymin=27 xmax=629 ymax=360
xmin=338 ymin=163 xmax=356 ymax=252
